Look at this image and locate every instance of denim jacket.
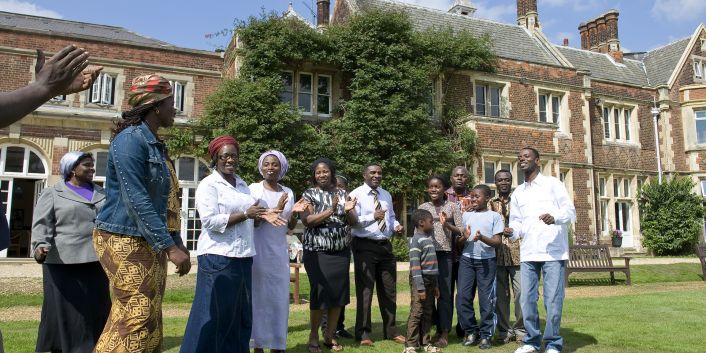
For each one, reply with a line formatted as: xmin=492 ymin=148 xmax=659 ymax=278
xmin=95 ymin=122 xmax=175 ymax=253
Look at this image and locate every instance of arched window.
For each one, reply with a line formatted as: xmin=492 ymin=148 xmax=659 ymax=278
xmin=175 ymin=157 xmax=210 ymax=184
xmin=0 ymin=145 xmax=48 ymax=177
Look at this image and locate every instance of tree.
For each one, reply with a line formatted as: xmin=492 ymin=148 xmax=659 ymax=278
xmin=638 ymin=176 xmax=706 ymax=255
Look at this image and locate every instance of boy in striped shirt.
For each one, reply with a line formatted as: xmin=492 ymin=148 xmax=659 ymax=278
xmin=405 ymin=209 xmax=441 ymax=353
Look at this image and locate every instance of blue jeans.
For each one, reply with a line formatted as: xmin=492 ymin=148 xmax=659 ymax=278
xmin=456 ymin=256 xmax=497 ymax=339
xmin=180 ymin=255 xmax=253 ymax=353
xmin=520 ymin=261 xmax=566 ymax=352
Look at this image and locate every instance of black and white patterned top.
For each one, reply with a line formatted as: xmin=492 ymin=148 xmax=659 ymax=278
xmin=302 ymin=187 xmax=350 ymax=252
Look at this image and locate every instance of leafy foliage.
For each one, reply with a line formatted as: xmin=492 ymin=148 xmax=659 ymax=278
xmin=638 ymin=177 xmax=706 ymax=256
xmin=168 ymin=10 xmax=495 ymax=196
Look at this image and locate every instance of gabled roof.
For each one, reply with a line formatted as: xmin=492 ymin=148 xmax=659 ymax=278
xmin=642 ymin=38 xmax=690 ymax=86
xmin=0 ymin=11 xmax=213 ymax=54
xmin=342 ymin=0 xmax=564 ymax=67
xmin=555 ymin=46 xmax=649 ymax=87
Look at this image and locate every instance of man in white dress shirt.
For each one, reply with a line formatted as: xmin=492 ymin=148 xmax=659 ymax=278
xmin=349 ymin=163 xmax=406 ymax=346
xmin=508 ymin=148 xmax=576 ymax=353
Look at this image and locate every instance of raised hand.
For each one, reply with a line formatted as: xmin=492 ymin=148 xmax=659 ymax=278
xmin=374 ymin=208 xmax=386 ymax=221
xmin=331 ymin=193 xmax=339 ymax=213
xmin=394 ymin=224 xmax=404 ymax=234
xmin=503 ymin=227 xmax=514 ymax=237
xmin=473 ymin=230 xmax=482 ymax=242
xmin=245 ymin=199 xmax=266 ymax=219
xmin=261 ymin=211 xmax=288 ymax=227
xmin=439 ymin=211 xmax=448 ymax=225
xmin=292 ymin=198 xmax=310 ymax=213
xmin=34 ymin=45 xmax=92 ymax=97
xmin=276 ymin=193 xmax=289 ymax=211
xmin=344 ymin=196 xmax=357 ymax=213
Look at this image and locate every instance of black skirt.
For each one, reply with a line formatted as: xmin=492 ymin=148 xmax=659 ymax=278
xmin=36 ymin=262 xmax=110 ymax=353
xmin=303 ymin=248 xmax=351 ymax=310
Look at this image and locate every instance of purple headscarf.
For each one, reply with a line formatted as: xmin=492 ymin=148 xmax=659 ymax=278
xmin=258 ymin=150 xmax=289 ymax=181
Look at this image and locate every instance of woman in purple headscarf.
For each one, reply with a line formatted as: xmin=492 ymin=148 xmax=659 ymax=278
xmin=249 ymin=150 xmax=306 ymax=353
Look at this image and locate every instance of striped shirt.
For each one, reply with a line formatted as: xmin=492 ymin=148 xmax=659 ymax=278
xmin=409 ymin=230 xmax=439 ymax=292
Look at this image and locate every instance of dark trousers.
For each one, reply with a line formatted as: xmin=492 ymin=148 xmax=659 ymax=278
xmin=433 ymin=251 xmax=453 ymax=332
xmin=180 ymin=255 xmax=253 ymax=353
xmin=406 ymin=275 xmax=437 ymax=348
xmin=456 ymin=256 xmax=497 ymax=339
xmin=352 ymin=237 xmax=399 ymax=341
xmin=496 ymin=265 xmax=525 ymax=338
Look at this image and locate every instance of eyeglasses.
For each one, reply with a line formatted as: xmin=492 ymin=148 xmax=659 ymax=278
xmin=217 ymin=153 xmax=239 ymax=161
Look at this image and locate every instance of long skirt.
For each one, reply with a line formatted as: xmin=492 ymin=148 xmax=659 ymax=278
xmin=180 ymin=254 xmax=253 ymax=353
xmin=36 ymin=262 xmax=110 ymax=353
xmin=92 ymin=229 xmax=167 ymax=353
xmin=303 ymin=248 xmax=351 ymax=310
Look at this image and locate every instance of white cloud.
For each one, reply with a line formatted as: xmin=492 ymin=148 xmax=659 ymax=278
xmin=0 ymin=0 xmax=62 ymax=18
xmin=472 ymin=1 xmax=515 ymax=22
xmin=651 ymin=0 xmax=706 ymax=22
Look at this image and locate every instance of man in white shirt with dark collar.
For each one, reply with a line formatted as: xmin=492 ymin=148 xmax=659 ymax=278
xmin=508 ymin=147 xmax=576 ymax=353
xmin=349 ymin=163 xmax=406 ymax=346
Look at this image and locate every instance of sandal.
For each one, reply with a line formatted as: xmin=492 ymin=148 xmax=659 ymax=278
xmin=424 ymin=344 xmax=441 ymax=353
xmin=323 ymin=341 xmax=344 ymax=352
xmin=308 ymin=343 xmax=322 ymax=353
xmin=436 ymin=337 xmax=448 ymax=348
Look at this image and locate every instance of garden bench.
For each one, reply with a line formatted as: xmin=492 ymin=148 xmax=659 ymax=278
xmin=290 ymin=262 xmax=302 ymax=304
xmin=695 ymin=244 xmax=706 ymax=282
xmin=566 ymin=245 xmax=631 ymax=286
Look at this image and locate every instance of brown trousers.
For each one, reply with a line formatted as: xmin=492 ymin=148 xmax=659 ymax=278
xmin=406 ymin=274 xmax=437 ymax=348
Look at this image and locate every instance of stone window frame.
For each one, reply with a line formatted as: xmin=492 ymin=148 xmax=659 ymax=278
xmin=87 ymin=149 xmax=109 ymax=185
xmin=81 ymin=67 xmax=125 ymax=111
xmin=696 ymin=110 xmax=706 ymax=145
xmin=693 ymin=55 xmax=706 ymax=83
xmin=472 ymin=77 xmax=509 ymax=119
xmin=155 ymin=72 xmax=194 ymax=117
xmin=534 ymin=85 xmax=572 ymax=136
xmin=601 ymin=101 xmax=639 ymax=146
xmin=280 ymin=70 xmax=333 ymax=119
xmin=598 ymin=173 xmax=638 ymax=237
xmin=481 ymin=157 xmax=545 ymax=195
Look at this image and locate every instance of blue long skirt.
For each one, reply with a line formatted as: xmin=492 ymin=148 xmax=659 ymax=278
xmin=180 ymin=254 xmax=253 ymax=353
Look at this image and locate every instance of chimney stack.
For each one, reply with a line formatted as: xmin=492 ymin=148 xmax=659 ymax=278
xmin=317 ymin=0 xmax=330 ymax=28
xmin=448 ymin=0 xmax=476 ymax=16
xmin=577 ymin=10 xmax=621 ymax=61
xmin=517 ymin=0 xmax=539 ymax=30
xmin=563 ymin=38 xmax=569 ymax=47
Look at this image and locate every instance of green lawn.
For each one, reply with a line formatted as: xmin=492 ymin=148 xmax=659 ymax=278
xmin=2 ymin=263 xmax=705 ymax=353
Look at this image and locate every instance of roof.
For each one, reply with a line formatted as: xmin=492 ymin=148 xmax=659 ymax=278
xmin=555 ymin=46 xmax=649 ymax=86
xmin=642 ymin=38 xmax=691 ymax=86
xmin=346 ymin=0 xmax=563 ymax=67
xmin=0 ymin=11 xmax=215 ymax=55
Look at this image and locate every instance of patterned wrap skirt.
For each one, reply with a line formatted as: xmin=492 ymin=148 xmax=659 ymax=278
xmin=92 ymin=229 xmax=167 ymax=353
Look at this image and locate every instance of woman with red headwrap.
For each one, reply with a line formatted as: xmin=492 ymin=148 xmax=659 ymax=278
xmin=93 ymin=74 xmax=191 ymax=353
xmin=181 ymin=136 xmax=279 ymax=353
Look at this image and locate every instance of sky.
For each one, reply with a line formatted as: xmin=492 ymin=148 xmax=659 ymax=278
xmin=0 ymin=0 xmax=704 ymax=53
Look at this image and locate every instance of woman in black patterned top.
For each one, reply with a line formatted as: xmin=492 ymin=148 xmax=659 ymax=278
xmin=300 ymin=158 xmax=358 ymax=353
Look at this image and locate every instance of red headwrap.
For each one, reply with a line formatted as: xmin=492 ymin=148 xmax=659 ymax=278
xmin=208 ymin=135 xmax=239 ymax=159
xmin=127 ymin=74 xmax=172 ymax=108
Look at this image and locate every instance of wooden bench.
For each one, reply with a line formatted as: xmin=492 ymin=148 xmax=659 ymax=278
xmin=695 ymin=244 xmax=706 ymax=282
xmin=290 ymin=262 xmax=302 ymax=304
xmin=566 ymin=245 xmax=631 ymax=286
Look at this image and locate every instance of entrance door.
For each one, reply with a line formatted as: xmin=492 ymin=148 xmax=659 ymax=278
xmin=0 ymin=179 xmax=12 ymax=257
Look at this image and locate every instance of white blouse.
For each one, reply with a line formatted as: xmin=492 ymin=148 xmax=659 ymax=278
xmin=195 ymin=171 xmax=256 ymax=258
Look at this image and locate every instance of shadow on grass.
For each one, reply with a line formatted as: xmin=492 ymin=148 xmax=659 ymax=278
xmin=164 ymin=336 xmax=183 ymax=351
xmin=567 ymin=278 xmax=628 ymax=287
xmin=562 ymin=327 xmax=598 ymax=353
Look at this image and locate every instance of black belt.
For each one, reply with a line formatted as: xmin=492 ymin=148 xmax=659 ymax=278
xmin=356 ymin=237 xmax=390 ymax=245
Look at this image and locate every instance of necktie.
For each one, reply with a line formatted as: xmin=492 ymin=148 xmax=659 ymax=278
xmin=371 ymin=189 xmax=387 ymax=233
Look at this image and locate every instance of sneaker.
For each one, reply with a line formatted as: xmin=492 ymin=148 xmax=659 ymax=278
xmin=424 ymin=344 xmax=441 ymax=353
xmin=514 ymin=345 xmax=539 ymax=353
xmin=478 ymin=338 xmax=492 ymax=350
xmin=545 ymin=348 xmax=561 ymax=353
xmin=403 ymin=347 xmax=417 ymax=353
xmin=462 ymin=333 xmax=480 ymax=346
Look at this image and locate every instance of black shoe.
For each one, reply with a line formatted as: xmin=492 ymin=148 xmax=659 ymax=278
xmin=336 ymin=329 xmax=354 ymax=339
xmin=479 ymin=338 xmax=492 ymax=350
xmin=463 ymin=333 xmax=480 ymax=346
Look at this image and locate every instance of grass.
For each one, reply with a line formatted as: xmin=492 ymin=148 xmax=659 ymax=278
xmin=2 ymin=263 xmax=706 ymax=353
